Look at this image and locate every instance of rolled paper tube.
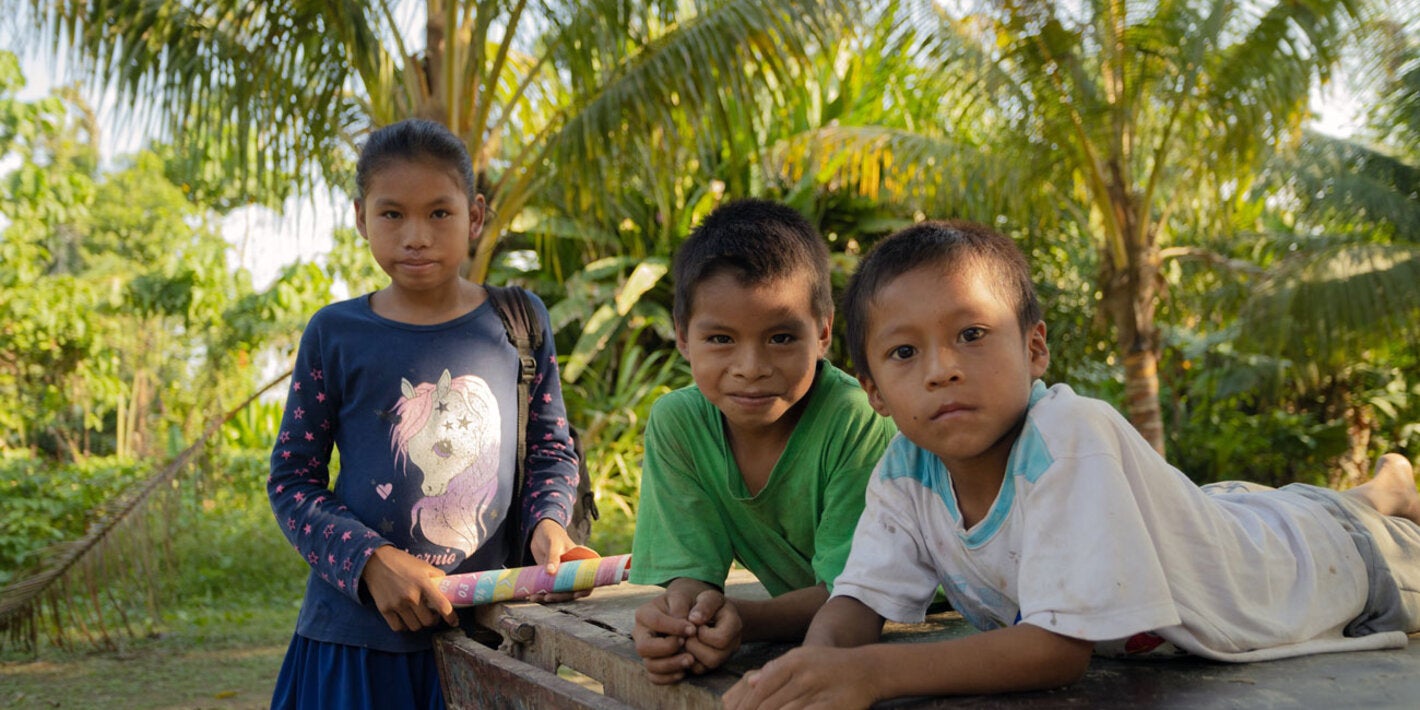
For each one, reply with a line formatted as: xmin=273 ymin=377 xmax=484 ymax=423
xmin=437 ymin=554 xmax=632 ymax=607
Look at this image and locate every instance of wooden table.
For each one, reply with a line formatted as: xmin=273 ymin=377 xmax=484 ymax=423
xmin=434 ymin=571 xmax=1420 ymax=709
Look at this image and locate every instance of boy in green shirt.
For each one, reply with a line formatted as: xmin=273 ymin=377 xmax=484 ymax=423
xmin=630 ymin=199 xmax=897 ymax=683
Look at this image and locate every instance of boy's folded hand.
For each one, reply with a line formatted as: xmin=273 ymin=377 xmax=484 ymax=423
xmin=633 ymin=590 xmax=699 ymax=683
xmin=684 ymin=593 xmax=742 ymax=674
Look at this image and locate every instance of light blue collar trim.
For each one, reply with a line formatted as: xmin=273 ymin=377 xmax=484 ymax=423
xmin=1027 ymin=379 xmax=1049 ymax=407
xmin=879 ymin=381 xmax=1052 ymax=548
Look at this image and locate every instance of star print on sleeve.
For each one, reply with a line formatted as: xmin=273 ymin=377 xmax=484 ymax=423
xmin=516 ymin=295 xmax=579 ymax=539
xmin=267 ymin=324 xmax=385 ymax=606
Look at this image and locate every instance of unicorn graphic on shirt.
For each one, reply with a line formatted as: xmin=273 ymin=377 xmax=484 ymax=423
xmin=392 ymin=369 xmax=502 ymax=554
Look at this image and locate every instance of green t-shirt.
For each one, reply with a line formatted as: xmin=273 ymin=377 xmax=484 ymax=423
xmin=629 ymin=362 xmax=897 ymax=597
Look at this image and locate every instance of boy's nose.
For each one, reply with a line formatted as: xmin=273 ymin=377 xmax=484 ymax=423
xmin=731 ymin=348 xmax=771 ymax=379
xmin=923 ymin=348 xmax=959 ymax=388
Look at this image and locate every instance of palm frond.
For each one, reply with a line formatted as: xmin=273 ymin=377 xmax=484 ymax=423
xmin=1236 ymin=242 xmax=1420 ymax=367
xmin=0 ymin=372 xmax=289 ymax=653
xmin=544 ymin=0 xmax=856 ymax=190
xmin=1208 ymin=0 xmax=1366 ymax=157
xmin=1265 ymin=131 xmax=1420 ymax=242
xmin=770 ymin=124 xmax=1027 ymax=221
xmin=12 ymin=0 xmax=365 ymax=207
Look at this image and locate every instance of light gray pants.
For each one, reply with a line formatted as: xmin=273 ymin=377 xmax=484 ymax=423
xmin=1284 ymin=483 xmax=1420 ymax=636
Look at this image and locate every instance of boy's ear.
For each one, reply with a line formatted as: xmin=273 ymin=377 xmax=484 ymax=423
xmin=815 ymin=312 xmax=834 ymax=358
xmin=858 ymin=373 xmax=892 ymax=417
xmin=674 ymin=324 xmax=690 ymax=360
xmin=1028 ymin=320 xmax=1050 ymax=378
xmin=354 ymin=200 xmax=368 ymax=240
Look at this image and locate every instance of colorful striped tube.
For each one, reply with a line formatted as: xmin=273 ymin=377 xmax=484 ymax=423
xmin=437 ymin=554 xmax=632 ymax=607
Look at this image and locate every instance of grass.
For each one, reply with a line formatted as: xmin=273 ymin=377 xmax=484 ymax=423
xmin=2 ymin=603 xmax=300 ymax=709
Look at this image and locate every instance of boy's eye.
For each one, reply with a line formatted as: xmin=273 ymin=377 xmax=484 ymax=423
xmin=959 ymin=327 xmax=987 ymax=343
xmin=888 ymin=345 xmax=916 ymax=361
xmin=706 ymin=334 xmax=733 ymax=345
xmin=432 ymin=209 xmax=451 ymax=219
xmin=380 ymin=210 xmax=402 ymax=219
xmin=768 ymin=333 xmax=796 ymax=345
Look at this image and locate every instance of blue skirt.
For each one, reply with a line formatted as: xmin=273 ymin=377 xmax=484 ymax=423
xmin=271 ymin=633 xmax=446 ymax=710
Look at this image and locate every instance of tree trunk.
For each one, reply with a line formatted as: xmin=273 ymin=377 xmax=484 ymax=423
xmin=1332 ymin=399 xmax=1373 ymax=490
xmin=1099 ymin=204 xmax=1166 ymax=455
xmin=422 ymin=0 xmax=448 ymax=122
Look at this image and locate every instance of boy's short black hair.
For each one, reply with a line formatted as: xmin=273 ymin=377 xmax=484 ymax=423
xmin=672 ymin=199 xmax=832 ymax=329
xmin=355 ymin=118 xmax=478 ymax=202
xmin=843 ymin=220 xmax=1042 ymax=379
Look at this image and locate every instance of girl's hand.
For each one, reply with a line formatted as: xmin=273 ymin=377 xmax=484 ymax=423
xmin=361 ymin=545 xmax=458 ymax=633
xmin=528 ymin=518 xmax=590 ymax=603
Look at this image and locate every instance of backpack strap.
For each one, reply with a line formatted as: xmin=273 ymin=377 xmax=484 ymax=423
xmin=484 ymin=284 xmax=541 ymax=566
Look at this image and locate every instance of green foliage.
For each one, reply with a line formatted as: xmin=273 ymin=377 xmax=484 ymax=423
xmin=1161 ymin=336 xmax=1351 ymax=487
xmin=0 ymin=55 xmax=317 ymax=461
xmin=174 ymin=451 xmax=306 ymax=608
xmin=0 ymin=446 xmax=308 ymax=651
xmin=0 ymin=455 xmax=147 ymax=586
xmin=222 ymin=399 xmax=286 ymax=451
xmin=561 ymin=331 xmax=689 ymax=537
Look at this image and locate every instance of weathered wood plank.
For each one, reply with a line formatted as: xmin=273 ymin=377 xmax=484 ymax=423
xmin=474 ymin=600 xmax=734 ymax=709
xmin=440 ymin=570 xmax=1420 ymax=709
xmin=435 ymin=632 xmax=628 ymax=709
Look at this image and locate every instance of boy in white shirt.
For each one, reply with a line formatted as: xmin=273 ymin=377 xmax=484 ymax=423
xmin=724 ymin=219 xmax=1420 ymax=709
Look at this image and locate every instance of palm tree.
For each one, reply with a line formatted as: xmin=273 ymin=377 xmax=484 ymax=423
xmin=781 ymin=0 xmax=1392 ymax=455
xmin=11 ymin=0 xmax=853 ymax=282
xmin=0 ymin=0 xmax=859 ymax=651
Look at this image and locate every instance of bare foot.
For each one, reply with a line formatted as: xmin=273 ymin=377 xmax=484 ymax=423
xmin=1344 ymin=454 xmax=1420 ymax=524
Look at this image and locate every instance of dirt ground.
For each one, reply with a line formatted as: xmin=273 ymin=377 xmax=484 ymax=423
xmin=2 ymin=638 xmax=284 ymax=709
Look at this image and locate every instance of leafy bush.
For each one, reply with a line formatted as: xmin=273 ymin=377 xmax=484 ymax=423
xmin=0 ymin=455 xmax=147 ymax=586
xmin=172 ymin=450 xmax=307 ymax=609
xmin=0 ymin=447 xmax=305 ymax=639
xmin=562 ymin=332 xmax=689 ymax=555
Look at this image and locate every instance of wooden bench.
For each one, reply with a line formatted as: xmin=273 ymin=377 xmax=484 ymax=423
xmin=435 ymin=570 xmax=1420 ymax=708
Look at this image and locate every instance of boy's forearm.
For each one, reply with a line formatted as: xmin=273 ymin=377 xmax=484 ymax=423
xmin=731 ymin=584 xmax=829 ymax=642
xmin=804 ymin=594 xmax=885 ymax=647
xmin=856 ymin=623 xmax=1093 ymax=699
xmin=665 ymin=576 xmax=718 ymax=601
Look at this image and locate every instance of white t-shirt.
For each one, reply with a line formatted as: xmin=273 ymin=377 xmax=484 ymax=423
xmin=834 ymin=381 xmax=1409 ymax=661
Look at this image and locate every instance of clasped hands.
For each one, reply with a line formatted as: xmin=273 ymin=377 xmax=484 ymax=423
xmin=633 ymin=580 xmax=744 ymax=684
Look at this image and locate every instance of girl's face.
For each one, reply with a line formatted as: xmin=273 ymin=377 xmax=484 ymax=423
xmin=355 ymin=158 xmax=484 ymax=300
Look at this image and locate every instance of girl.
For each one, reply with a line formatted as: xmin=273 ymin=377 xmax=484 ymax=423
xmin=268 ymin=118 xmax=581 ymax=709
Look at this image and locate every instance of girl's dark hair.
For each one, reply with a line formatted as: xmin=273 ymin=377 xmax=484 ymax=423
xmin=843 ymin=220 xmax=1042 ymax=379
xmin=354 ymin=118 xmax=477 ymax=202
xmin=672 ymin=199 xmax=832 ymax=328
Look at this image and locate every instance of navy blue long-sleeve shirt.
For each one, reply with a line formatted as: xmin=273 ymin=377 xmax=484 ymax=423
xmin=268 ymin=291 xmax=577 ymax=652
